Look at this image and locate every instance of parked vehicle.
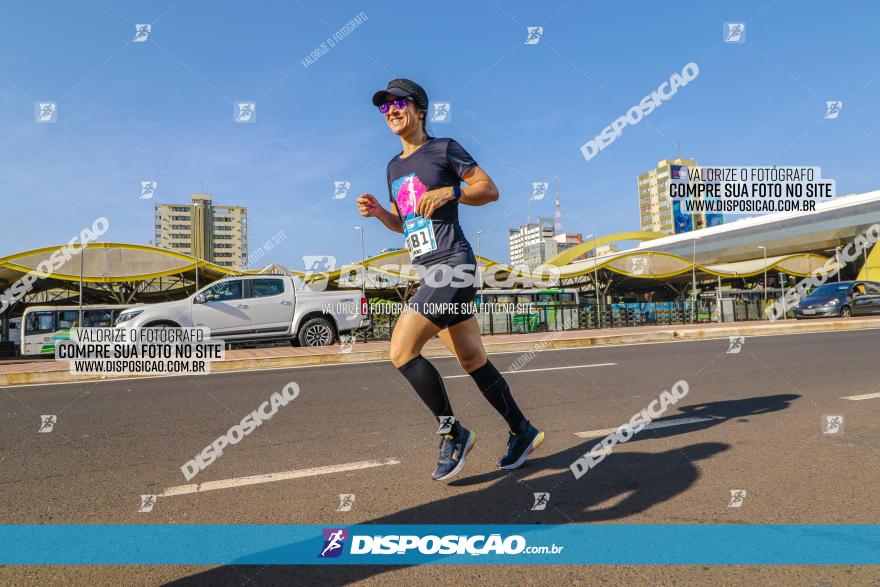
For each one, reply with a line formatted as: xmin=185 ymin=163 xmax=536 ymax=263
xmin=115 ymin=276 xmax=368 ymax=346
xmin=20 ymin=305 xmax=133 ymax=356
xmin=793 ymin=280 xmax=880 ymax=318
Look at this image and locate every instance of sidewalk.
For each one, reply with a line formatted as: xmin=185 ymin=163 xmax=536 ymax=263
xmin=2 ymin=316 xmax=879 ymax=386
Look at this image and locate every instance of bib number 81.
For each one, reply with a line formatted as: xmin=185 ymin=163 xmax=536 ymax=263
xmin=410 ymin=232 xmax=429 ymax=249
xmin=404 ymin=217 xmax=437 ymax=259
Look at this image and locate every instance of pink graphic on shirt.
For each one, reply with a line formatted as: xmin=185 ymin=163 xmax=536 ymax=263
xmin=393 ymin=173 xmax=427 ymax=218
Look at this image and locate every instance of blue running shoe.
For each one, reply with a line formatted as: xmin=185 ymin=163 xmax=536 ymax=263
xmin=498 ymin=421 xmax=544 ymax=470
xmin=432 ymin=425 xmax=476 ymax=481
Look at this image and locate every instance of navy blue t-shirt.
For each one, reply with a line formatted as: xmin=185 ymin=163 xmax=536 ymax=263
xmin=386 ymin=137 xmax=477 ymax=263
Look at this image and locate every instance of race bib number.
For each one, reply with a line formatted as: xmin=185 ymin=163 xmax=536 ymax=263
xmin=404 ymin=216 xmax=437 ymax=259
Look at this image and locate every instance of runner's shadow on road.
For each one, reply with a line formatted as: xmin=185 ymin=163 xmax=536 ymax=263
xmin=447 ymin=393 xmax=799 ymax=488
xmin=167 ymin=393 xmax=798 ymax=586
xmin=166 ymin=442 xmax=728 ymax=586
xmin=595 ymin=393 xmax=801 ymax=443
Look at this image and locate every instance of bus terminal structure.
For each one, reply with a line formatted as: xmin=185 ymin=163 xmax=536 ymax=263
xmin=2 ymin=188 xmax=880 ymax=343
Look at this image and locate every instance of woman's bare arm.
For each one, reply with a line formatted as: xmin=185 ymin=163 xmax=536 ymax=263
xmin=376 ymin=202 xmax=404 ymax=233
xmin=356 ymin=193 xmax=403 ymax=233
xmin=458 ymin=166 xmax=499 ymax=206
xmin=415 ymin=166 xmax=500 ymax=218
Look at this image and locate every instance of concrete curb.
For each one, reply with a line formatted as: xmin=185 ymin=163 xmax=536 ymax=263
xmin=4 ymin=317 xmax=880 ymax=386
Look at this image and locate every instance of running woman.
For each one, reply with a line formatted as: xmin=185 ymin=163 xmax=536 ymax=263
xmin=356 ymin=78 xmax=544 ymax=481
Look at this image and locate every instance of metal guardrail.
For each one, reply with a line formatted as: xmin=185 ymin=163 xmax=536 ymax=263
xmin=354 ymin=300 xmax=779 ymax=341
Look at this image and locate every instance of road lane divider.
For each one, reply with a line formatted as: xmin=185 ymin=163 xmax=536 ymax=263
xmin=574 ymin=415 xmax=724 ymax=439
xmin=841 ymin=392 xmax=880 ymax=401
xmin=444 ymin=362 xmax=617 ymax=379
xmin=160 ymin=458 xmax=400 ymax=496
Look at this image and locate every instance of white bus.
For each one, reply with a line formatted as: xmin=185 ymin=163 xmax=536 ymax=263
xmin=20 ymin=305 xmax=134 ymax=356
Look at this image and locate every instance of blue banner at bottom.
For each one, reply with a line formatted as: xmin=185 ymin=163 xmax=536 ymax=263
xmin=0 ymin=524 xmax=877 ymax=565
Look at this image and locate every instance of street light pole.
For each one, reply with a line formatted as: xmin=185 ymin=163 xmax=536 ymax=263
xmin=779 ymin=272 xmax=788 ymax=320
xmin=691 ymin=238 xmax=697 ymax=322
xmin=475 ymin=230 xmax=483 ymax=291
xmin=78 ymin=244 xmax=85 ymax=327
xmin=758 ymin=245 xmax=767 ymax=300
xmin=354 ymin=226 xmax=367 ymax=291
xmin=584 ymin=233 xmax=598 ymax=328
xmin=835 ymin=246 xmax=841 ymax=282
xmin=823 ymin=247 xmax=842 ymax=282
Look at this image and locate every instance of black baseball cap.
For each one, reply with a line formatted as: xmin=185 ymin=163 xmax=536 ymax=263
xmin=371 ymin=78 xmax=429 ymax=111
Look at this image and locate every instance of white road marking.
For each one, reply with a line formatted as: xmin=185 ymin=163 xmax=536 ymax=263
xmin=574 ymin=415 xmax=725 ymax=439
xmin=841 ymin=392 xmax=880 ymax=401
xmin=160 ymin=458 xmax=400 ymax=497
xmin=444 ymin=362 xmax=617 ymax=379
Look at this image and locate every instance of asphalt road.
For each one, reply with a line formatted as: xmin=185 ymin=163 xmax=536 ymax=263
xmin=2 ymin=329 xmax=879 ymax=586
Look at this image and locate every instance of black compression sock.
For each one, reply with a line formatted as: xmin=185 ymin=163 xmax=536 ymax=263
xmin=468 ymin=360 xmax=527 ymax=433
xmin=397 ymin=355 xmax=459 ymax=433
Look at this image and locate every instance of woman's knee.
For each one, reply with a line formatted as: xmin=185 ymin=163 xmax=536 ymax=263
xmin=459 ymin=350 xmax=487 ymax=373
xmin=390 ymin=342 xmax=419 ymax=368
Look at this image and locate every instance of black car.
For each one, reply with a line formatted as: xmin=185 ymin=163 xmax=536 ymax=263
xmin=794 ymin=280 xmax=880 ymax=318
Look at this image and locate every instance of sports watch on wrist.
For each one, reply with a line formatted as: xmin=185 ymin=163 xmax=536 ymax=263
xmin=451 ymin=186 xmax=462 ymax=202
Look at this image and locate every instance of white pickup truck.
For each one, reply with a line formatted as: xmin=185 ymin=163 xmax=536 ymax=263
xmin=115 ymin=275 xmax=368 ymax=346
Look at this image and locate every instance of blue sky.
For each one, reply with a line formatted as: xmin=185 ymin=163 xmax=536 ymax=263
xmin=1 ymin=0 xmax=878 ymax=267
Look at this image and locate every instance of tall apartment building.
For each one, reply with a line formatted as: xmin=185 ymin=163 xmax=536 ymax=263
xmin=638 ymin=158 xmax=722 ymax=235
xmin=154 ymin=193 xmax=248 ymax=269
xmin=509 ymin=217 xmax=555 ymax=266
xmin=509 ymin=217 xmax=583 ymax=268
xmin=521 ymin=232 xmax=583 ymax=269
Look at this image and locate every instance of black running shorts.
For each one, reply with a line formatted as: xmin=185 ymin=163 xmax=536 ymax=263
xmin=408 ymin=249 xmax=478 ymax=329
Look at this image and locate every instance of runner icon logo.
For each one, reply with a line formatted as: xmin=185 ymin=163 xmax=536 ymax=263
xmin=532 ymin=492 xmax=549 ymax=511
xmin=140 ymin=181 xmax=158 ymax=200
xmin=301 ymin=255 xmax=337 ymax=292
xmin=431 ymin=102 xmax=451 ymax=123
xmin=339 ymin=334 xmax=356 ymax=354
xmin=437 ymin=416 xmax=455 ymax=435
xmin=337 ymin=494 xmax=355 ymax=512
xmin=726 ymin=336 xmax=745 ymax=354
xmin=824 ymin=101 xmax=843 ymax=120
xmin=822 ymin=415 xmax=844 ymax=435
xmin=728 ymin=489 xmax=746 ymax=508
xmin=724 ymin=22 xmax=745 ymax=43
xmin=333 ymin=181 xmax=351 ymax=199
xmin=319 ymin=528 xmax=348 ymax=558
xmin=35 ymin=102 xmax=57 ymax=123
xmin=139 ymin=495 xmax=157 ymax=513
xmin=525 ymin=26 xmax=543 ymax=45
xmin=630 ymin=257 xmax=649 ymax=276
xmin=38 ymin=415 xmax=57 ymax=433
xmin=133 ymin=24 xmax=151 ymax=43
xmin=530 ymin=182 xmax=548 ymax=201
xmin=235 ymin=102 xmax=256 ymax=123
xmin=303 ymin=255 xmax=336 ymax=274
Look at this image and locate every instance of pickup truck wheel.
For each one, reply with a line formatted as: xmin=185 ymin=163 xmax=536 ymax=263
xmin=298 ymin=317 xmax=336 ymax=347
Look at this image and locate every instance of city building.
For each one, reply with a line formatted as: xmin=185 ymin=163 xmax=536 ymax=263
xmin=509 ymin=217 xmax=555 ymax=266
xmin=595 ymin=243 xmax=621 ymax=257
xmin=638 ymin=158 xmax=722 ymax=235
xmin=154 ymin=194 xmax=248 ymax=268
xmin=522 ymin=232 xmax=583 ymax=269
xmin=586 ymin=243 xmax=621 ymax=258
xmin=566 ymin=241 xmax=620 ymax=263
